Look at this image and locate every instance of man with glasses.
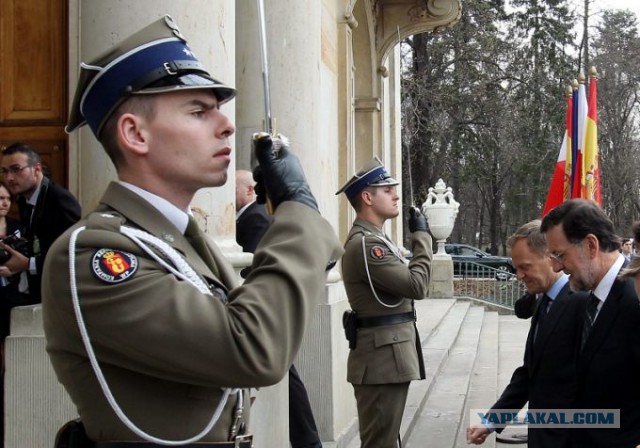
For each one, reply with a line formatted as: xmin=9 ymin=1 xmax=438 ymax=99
xmin=541 ymin=199 xmax=640 ymax=447
xmin=0 ymin=143 xmax=81 ymax=303
xmin=467 ymin=220 xmax=585 ymax=447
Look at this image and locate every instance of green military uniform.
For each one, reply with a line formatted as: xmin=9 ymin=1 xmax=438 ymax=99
xmin=337 ymin=160 xmax=432 ymax=448
xmin=43 ymin=182 xmax=341 ymax=442
xmin=42 ymin=15 xmax=343 ymax=447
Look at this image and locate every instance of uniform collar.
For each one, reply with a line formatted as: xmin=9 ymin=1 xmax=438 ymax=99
xmin=117 ymin=181 xmax=189 ymax=234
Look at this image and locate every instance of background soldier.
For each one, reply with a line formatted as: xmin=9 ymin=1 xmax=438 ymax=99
xmin=42 ymin=15 xmax=342 ymax=447
xmin=337 ymin=159 xmax=432 ymax=448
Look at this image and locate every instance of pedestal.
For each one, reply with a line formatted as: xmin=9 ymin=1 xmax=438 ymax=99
xmin=428 ymin=255 xmax=454 ymax=299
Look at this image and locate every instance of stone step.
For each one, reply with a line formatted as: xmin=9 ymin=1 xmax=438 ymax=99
xmin=400 ymin=300 xmax=470 ymax=441
xmin=404 ymin=305 xmax=485 ymax=448
xmin=454 ymin=310 xmax=499 ymax=448
xmin=495 ymin=315 xmax=530 ymax=448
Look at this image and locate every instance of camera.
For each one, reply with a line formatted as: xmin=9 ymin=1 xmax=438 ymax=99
xmin=0 ymin=234 xmax=30 ymax=265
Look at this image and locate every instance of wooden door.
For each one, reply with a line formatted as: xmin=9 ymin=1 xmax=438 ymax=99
xmin=0 ymin=0 xmax=68 ymax=187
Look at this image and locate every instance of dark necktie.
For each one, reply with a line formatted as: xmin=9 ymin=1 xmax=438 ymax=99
xmin=534 ymin=294 xmax=551 ymax=342
xmin=581 ymin=293 xmax=599 ymax=351
xmin=20 ymin=202 xmax=34 ymax=229
xmin=184 ymin=216 xmax=220 ymax=278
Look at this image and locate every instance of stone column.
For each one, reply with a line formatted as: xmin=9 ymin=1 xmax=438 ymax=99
xmin=236 ymin=2 xmax=353 ymax=444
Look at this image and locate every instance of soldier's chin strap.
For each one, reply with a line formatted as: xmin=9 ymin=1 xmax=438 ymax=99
xmin=67 ymin=225 xmax=241 ymax=446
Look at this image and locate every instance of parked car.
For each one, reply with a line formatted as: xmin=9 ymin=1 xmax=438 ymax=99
xmin=445 ymin=243 xmax=515 ymax=279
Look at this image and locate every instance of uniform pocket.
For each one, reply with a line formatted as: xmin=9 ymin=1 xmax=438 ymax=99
xmin=374 ymin=330 xmax=411 ymax=347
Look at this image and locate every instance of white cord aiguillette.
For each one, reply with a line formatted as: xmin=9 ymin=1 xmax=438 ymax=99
xmin=68 ymin=225 xmax=240 ymax=446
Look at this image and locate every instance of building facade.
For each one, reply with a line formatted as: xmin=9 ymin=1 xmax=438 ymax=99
xmin=1 ymin=1 xmax=460 ymax=446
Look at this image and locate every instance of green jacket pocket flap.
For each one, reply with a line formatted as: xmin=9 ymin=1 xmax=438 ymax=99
xmin=374 ymin=330 xmax=411 ymax=347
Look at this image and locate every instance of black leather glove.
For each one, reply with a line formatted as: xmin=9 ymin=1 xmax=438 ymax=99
xmin=252 ymin=133 xmax=318 ymax=212
xmin=514 ymin=293 xmax=537 ymax=319
xmin=408 ymin=206 xmax=429 ymax=233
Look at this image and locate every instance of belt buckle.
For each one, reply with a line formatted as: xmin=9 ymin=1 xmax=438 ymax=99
xmin=233 ymin=433 xmax=253 ymax=447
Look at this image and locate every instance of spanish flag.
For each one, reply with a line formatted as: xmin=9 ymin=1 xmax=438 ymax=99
xmin=581 ymin=68 xmax=602 ymax=205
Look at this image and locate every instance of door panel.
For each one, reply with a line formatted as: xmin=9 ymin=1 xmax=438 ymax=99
xmin=0 ymin=0 xmax=68 ymax=187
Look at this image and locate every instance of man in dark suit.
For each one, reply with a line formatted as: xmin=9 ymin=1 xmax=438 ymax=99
xmin=235 ymin=169 xmax=273 ymax=254
xmin=467 ymin=220 xmax=585 ymax=447
xmin=235 ymin=169 xmax=323 ymax=448
xmin=0 ymin=143 xmax=81 ymax=303
xmin=541 ymin=199 xmax=640 ymax=448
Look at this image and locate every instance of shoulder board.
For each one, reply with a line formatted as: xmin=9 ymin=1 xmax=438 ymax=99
xmin=85 ymin=212 xmax=126 ymax=231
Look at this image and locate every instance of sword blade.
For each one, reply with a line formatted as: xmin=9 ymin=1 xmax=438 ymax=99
xmin=257 ymin=0 xmax=273 ymax=134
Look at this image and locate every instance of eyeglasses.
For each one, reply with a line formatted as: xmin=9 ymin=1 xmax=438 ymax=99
xmin=0 ymin=165 xmax=31 ymax=176
xmin=549 ymin=241 xmax=582 ymax=264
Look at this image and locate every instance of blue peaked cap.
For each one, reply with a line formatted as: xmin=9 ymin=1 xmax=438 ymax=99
xmin=66 ymin=15 xmax=236 ymax=138
xmin=336 ymin=158 xmax=399 ymax=199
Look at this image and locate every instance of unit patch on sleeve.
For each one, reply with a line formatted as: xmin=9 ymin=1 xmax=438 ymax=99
xmin=91 ymin=248 xmax=138 ymax=283
xmin=370 ymin=245 xmax=387 ymax=260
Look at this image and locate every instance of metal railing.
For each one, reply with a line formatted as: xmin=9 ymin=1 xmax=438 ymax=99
xmin=452 ymin=261 xmax=527 ymax=310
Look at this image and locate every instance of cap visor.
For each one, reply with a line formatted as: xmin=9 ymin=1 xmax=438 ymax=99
xmin=135 ymin=73 xmax=236 ymax=104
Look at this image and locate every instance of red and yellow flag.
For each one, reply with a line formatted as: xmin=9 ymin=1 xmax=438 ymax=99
xmin=581 ymin=68 xmax=602 ymax=204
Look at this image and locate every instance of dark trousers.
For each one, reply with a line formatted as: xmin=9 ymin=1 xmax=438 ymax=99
xmin=289 ymin=364 xmax=322 ymax=448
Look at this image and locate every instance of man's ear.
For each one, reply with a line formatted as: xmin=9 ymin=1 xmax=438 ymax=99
xmin=361 ymin=190 xmax=373 ymax=206
xmin=117 ymin=113 xmax=149 ymax=156
xmin=585 ymin=233 xmax=600 ymax=258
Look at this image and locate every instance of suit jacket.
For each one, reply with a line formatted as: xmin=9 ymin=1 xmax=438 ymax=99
xmin=491 ymin=283 xmax=586 ymax=448
xmin=573 ymin=274 xmax=640 ymax=448
xmin=19 ymin=176 xmax=81 ymax=303
xmin=236 ymin=201 xmax=272 ymax=253
xmin=42 ymin=182 xmax=342 ymax=442
xmin=341 ymin=218 xmax=432 ymax=385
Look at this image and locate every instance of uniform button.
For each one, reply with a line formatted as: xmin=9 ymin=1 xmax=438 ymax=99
xmin=393 ymin=336 xmax=398 ymax=341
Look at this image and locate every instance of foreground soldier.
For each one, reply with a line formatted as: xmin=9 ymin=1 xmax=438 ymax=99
xmin=42 ymin=16 xmax=342 ymax=447
xmin=337 ymin=159 xmax=432 ymax=448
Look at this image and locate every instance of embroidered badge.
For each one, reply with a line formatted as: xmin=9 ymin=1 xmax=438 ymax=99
xmin=91 ymin=249 xmax=138 ymax=284
xmin=370 ymin=245 xmax=386 ymax=260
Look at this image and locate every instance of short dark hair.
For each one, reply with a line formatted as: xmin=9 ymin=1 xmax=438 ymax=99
xmin=2 ymin=142 xmax=42 ymax=166
xmin=540 ymin=199 xmax=620 ymax=252
xmin=99 ymin=95 xmax=157 ymax=169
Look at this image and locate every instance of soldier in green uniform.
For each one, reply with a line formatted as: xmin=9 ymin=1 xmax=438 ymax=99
xmin=336 ymin=159 xmax=433 ymax=448
xmin=42 ymin=15 xmax=342 ymax=447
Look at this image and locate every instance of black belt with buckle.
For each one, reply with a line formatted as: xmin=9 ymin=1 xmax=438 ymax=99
xmin=355 ymin=311 xmax=416 ymax=328
xmin=94 ymin=435 xmax=253 ymax=448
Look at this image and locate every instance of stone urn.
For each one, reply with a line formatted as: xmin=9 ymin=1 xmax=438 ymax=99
xmin=421 ymin=179 xmax=460 ymax=255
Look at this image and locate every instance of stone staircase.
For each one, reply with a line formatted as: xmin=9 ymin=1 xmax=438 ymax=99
xmin=344 ymin=298 xmax=530 ymax=448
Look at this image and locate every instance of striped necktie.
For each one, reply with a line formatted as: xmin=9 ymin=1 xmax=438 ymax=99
xmin=580 ymin=293 xmax=599 ymax=351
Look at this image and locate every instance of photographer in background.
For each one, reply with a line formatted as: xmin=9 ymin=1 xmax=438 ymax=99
xmin=0 ymin=180 xmax=29 ymax=446
xmin=0 ymin=181 xmax=28 ymax=336
xmin=0 ymin=143 xmax=81 ymax=304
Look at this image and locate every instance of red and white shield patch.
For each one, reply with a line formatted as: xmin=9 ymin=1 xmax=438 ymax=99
xmin=370 ymin=245 xmax=386 ymax=260
xmin=91 ymin=248 xmax=138 ymax=284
